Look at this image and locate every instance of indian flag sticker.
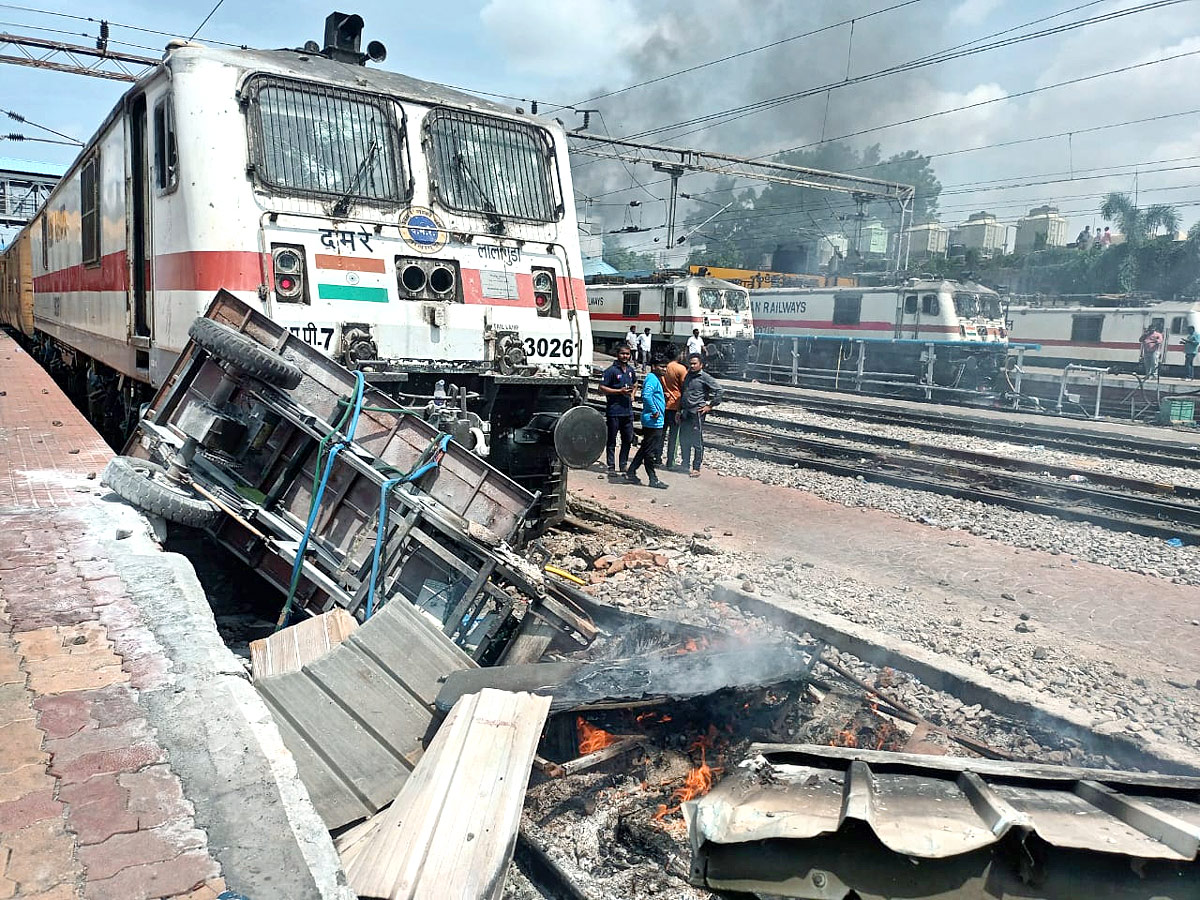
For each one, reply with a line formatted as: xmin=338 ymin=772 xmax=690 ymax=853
xmin=315 ymin=254 xmax=390 ymax=303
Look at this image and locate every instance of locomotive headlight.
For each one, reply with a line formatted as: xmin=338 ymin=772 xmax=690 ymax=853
xmin=531 ymin=267 xmax=558 ymax=318
xmin=272 ymin=245 xmax=307 ymax=303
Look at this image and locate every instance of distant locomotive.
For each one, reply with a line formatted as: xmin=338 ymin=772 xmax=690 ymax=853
xmin=586 ymin=273 xmax=754 ymax=374
xmin=1006 ymin=299 xmax=1200 ymax=375
xmin=746 ymin=279 xmax=1008 ymax=386
xmin=0 ymin=13 xmax=603 ymax=525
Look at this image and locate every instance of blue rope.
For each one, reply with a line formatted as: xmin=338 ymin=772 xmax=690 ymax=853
xmin=364 ymin=433 xmax=451 ymax=620
xmin=277 ymin=373 xmax=366 ymax=629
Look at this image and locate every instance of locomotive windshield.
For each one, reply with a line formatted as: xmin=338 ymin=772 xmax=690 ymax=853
xmin=981 ymin=295 xmax=1002 ymax=318
xmin=425 ymin=109 xmax=560 ymax=224
xmin=725 ymin=289 xmax=748 ymax=311
xmin=699 ymin=288 xmax=724 ymax=311
xmin=246 ymin=76 xmax=405 ymax=204
xmin=953 ymin=292 xmax=979 ymax=318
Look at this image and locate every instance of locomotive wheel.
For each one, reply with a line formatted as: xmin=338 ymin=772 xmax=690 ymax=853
xmin=102 ymin=456 xmax=220 ymax=528
xmin=187 ymin=318 xmax=302 ymax=390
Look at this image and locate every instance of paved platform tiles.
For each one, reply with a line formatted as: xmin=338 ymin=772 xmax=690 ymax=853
xmin=575 ymin=468 xmax=1200 ymax=677
xmin=0 ymin=331 xmax=346 ymax=900
xmin=0 ymin=331 xmax=227 ymax=899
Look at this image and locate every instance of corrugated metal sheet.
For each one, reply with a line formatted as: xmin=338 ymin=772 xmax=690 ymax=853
xmin=256 ymin=596 xmax=475 ymax=830
xmin=685 ymin=744 xmax=1200 ymax=899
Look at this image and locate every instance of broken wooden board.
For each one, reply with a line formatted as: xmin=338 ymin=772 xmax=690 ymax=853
xmin=435 ymin=642 xmax=814 ymax=713
xmin=344 ymin=688 xmax=552 ymax=900
xmin=256 ymin=595 xmax=475 ymax=830
xmin=250 ymin=608 xmax=359 ymax=679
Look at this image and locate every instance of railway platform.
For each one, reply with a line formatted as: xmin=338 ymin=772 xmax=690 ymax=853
xmin=0 ymin=331 xmax=344 ymax=900
xmin=573 ymin=465 xmax=1200 ymax=683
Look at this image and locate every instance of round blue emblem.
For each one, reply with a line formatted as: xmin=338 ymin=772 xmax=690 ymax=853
xmin=407 ymin=214 xmax=439 ymax=245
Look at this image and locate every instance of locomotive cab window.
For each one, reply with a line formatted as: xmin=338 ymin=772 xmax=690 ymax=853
xmin=903 ymin=294 xmax=918 ymax=314
xmin=622 ymin=291 xmax=640 ymax=318
xmin=1171 ymin=316 xmax=1186 ymax=335
xmin=80 ymin=154 xmax=100 ymax=268
xmin=921 ymin=294 xmax=939 ymax=316
xmin=1151 ymin=317 xmax=1166 ymax=334
xmin=244 ymin=75 xmax=405 ymax=205
xmin=425 ymin=108 xmax=560 ymax=224
xmin=153 ymin=96 xmax=178 ymax=193
xmin=1070 ymin=315 xmax=1104 ymax=342
xmin=833 ymin=292 xmax=862 ymax=326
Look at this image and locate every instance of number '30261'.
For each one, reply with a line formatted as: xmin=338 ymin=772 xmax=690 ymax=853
xmin=523 ymin=337 xmax=575 ymax=358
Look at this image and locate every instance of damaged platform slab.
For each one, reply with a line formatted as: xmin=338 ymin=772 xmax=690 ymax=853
xmin=0 ymin=330 xmax=350 ymax=900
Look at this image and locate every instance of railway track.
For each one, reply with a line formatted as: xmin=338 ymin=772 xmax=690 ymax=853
xmin=717 ymin=384 xmax=1200 ymax=470
xmin=585 ymin=390 xmax=1200 ymax=542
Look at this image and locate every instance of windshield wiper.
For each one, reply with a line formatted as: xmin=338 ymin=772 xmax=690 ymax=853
xmin=453 ymin=150 xmax=505 ymax=235
xmin=330 ymin=136 xmax=381 ymax=219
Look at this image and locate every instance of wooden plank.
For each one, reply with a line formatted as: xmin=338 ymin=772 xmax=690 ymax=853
xmin=305 ymin=647 xmax=433 ymax=765
xmin=266 ymin=706 xmax=375 ymax=830
xmin=349 ymin=601 xmax=474 ymax=706
xmin=257 ymin=671 xmax=409 ymax=813
xmin=346 ymin=689 xmax=552 ymax=900
xmin=250 ymin=608 xmax=358 ymax=679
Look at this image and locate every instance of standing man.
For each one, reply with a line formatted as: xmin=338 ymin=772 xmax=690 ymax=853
xmin=626 ymin=354 xmax=669 ymax=489
xmin=1141 ymin=326 xmax=1164 ymax=378
xmin=1076 ymin=225 xmax=1091 ymax=249
xmin=625 ymin=326 xmax=639 ymax=358
xmin=1182 ymin=325 xmax=1198 ymax=380
xmin=687 ymin=328 xmax=705 ymax=360
xmin=600 ymin=344 xmax=636 ymax=474
xmin=679 ymin=353 xmax=723 ymax=478
xmin=660 ymin=346 xmax=688 ymax=468
xmin=638 ymin=327 xmax=653 ymax=371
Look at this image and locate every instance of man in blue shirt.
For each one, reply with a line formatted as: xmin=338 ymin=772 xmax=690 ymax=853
xmin=626 ymin=354 xmax=669 ymax=489
xmin=600 ymin=344 xmax=637 ymax=473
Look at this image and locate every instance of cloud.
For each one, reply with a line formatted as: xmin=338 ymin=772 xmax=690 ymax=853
xmin=479 ymin=0 xmax=655 ymax=79
xmin=949 ymin=0 xmax=1004 ymax=27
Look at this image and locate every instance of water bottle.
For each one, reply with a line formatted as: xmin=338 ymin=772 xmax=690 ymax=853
xmin=433 ymin=379 xmax=447 ymax=408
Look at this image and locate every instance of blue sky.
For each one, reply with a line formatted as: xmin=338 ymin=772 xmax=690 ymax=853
xmin=2 ymin=0 xmax=1199 ymax=246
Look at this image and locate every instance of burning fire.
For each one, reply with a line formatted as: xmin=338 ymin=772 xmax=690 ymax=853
xmin=652 ymin=730 xmax=724 ymax=822
xmin=675 ymin=636 xmax=711 ymax=654
xmin=577 ymin=716 xmax=618 ymax=754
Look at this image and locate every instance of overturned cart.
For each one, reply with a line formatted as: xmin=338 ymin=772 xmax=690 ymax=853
xmin=106 ymin=292 xmax=600 ymax=661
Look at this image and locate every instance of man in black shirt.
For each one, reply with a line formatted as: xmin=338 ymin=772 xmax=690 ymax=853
xmin=600 ymin=345 xmax=637 ymax=473
xmin=679 ymin=353 xmax=723 ymax=477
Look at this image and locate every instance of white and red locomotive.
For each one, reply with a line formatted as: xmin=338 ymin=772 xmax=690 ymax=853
xmin=586 ymin=273 xmax=754 ymax=374
xmin=0 ymin=14 xmax=600 ymax=521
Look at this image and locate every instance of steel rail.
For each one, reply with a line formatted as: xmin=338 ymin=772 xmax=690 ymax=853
xmin=586 ymin=391 xmax=1200 ymax=541
xmin=703 ymin=421 xmax=1200 ymax=542
xmin=719 ymin=383 xmax=1200 ymax=468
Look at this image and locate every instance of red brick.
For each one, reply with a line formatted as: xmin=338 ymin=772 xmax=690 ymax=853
xmin=0 ymin=790 xmax=63 ymax=831
xmin=46 ymin=719 xmax=154 ymax=765
xmin=50 ymin=743 xmax=164 ymax=785
xmin=124 ymin=655 xmax=171 ymax=690
xmin=59 ymin=773 xmax=139 ymax=846
xmin=33 ymin=693 xmax=91 ymax=740
xmin=76 ymin=822 xmax=207 ymax=881
xmin=81 ymin=850 xmax=219 ymax=900
xmin=119 ymin=766 xmax=192 ymax=830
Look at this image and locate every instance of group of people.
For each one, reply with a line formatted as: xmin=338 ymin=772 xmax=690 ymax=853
xmin=1141 ymin=324 xmax=1199 ymax=379
xmin=600 ymin=341 xmax=723 ymax=489
xmin=626 ymin=325 xmax=708 ymax=370
xmin=1075 ymin=226 xmax=1113 ymax=250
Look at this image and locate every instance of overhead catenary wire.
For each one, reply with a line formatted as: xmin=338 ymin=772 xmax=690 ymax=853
xmin=616 ymin=0 xmax=1188 ymax=143
xmin=555 ymin=0 xmax=928 ymax=111
xmin=188 ymin=0 xmax=226 ymax=40
xmin=4 ymin=108 xmax=80 ymax=144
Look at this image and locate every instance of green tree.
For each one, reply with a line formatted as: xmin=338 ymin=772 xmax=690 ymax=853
xmin=1099 ymin=192 xmax=1181 ymax=242
xmin=602 ymin=244 xmax=658 ymax=272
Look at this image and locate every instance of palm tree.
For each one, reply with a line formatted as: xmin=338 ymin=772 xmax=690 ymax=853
xmin=1099 ymin=192 xmax=1181 ymax=242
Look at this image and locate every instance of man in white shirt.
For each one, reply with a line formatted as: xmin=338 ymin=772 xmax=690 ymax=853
xmin=625 ymin=326 xmax=639 ymax=357
xmin=637 ymin=328 xmax=652 ymax=371
xmin=686 ymin=328 xmax=705 ymax=359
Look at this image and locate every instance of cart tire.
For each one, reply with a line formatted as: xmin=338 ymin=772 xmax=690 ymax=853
xmin=102 ymin=456 xmax=220 ymax=528
xmin=188 ymin=318 xmax=302 ymax=390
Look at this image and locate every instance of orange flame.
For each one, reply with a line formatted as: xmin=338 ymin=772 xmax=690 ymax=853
xmin=577 ymin=716 xmax=618 ymax=754
xmin=676 ymin=636 xmax=711 ymax=655
xmin=652 ymin=746 xmax=721 ymax=821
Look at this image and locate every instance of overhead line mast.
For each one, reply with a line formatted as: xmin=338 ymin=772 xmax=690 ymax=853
xmin=0 ymin=31 xmax=156 ymax=81
xmin=567 ymin=132 xmax=916 ymax=272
